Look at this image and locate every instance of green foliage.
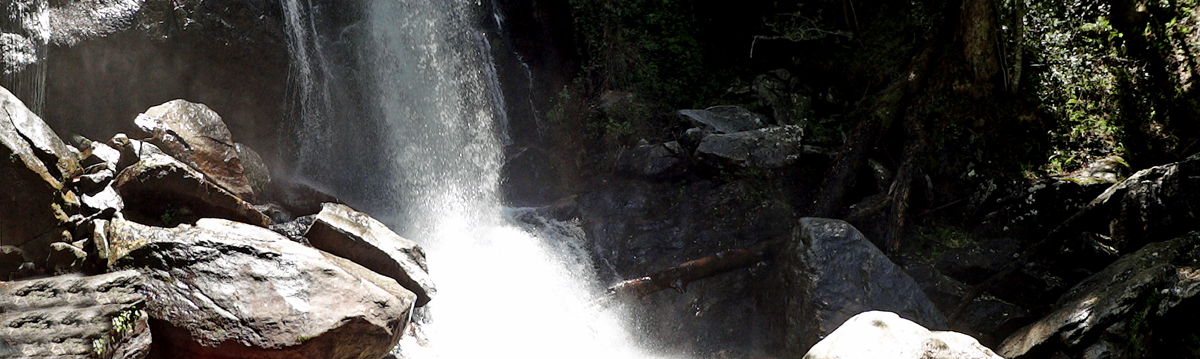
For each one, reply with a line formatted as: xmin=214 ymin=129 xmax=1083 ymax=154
xmin=568 ymin=0 xmax=716 ymax=108
xmin=1024 ymin=0 xmax=1127 ymax=173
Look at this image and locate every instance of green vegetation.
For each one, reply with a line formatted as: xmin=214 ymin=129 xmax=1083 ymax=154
xmin=568 ymin=0 xmax=717 ymax=108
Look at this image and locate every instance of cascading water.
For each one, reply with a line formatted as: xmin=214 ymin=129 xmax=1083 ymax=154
xmin=281 ymin=1 xmax=656 ymax=357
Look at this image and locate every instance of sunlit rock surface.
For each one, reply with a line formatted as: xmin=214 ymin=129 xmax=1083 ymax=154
xmin=107 ymin=217 xmax=416 ymax=359
xmin=803 ymin=311 xmax=1002 ymax=359
xmin=778 ymin=218 xmax=947 ymax=354
xmin=0 ymin=85 xmax=80 ymax=267
xmin=134 ymin=99 xmax=255 ymax=201
xmin=998 ymin=232 xmax=1200 ymax=359
xmin=114 ymin=151 xmax=269 ymax=227
xmin=0 ymin=270 xmax=150 ymax=358
xmin=306 ymin=202 xmax=437 ymax=306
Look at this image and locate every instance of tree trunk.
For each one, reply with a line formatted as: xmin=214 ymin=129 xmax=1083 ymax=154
xmin=960 ymin=0 xmax=999 ymax=84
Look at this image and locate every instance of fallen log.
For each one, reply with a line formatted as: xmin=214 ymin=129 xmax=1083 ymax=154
xmin=606 ymin=239 xmax=782 ymax=299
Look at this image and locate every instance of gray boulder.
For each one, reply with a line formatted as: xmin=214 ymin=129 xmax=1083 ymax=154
xmin=0 ymin=85 xmax=81 ymax=266
xmin=0 ymin=270 xmax=150 ymax=359
xmin=134 ymin=99 xmax=255 ymax=201
xmin=306 ymin=203 xmax=436 ymax=306
xmin=694 ymin=125 xmax=804 ymax=169
xmin=107 ymin=217 xmax=417 ymax=359
xmin=998 ymin=232 xmax=1200 ymax=359
xmin=804 ymin=311 xmax=1002 ymax=359
xmin=114 ymin=151 xmax=270 ymax=227
xmin=677 ymin=106 xmax=768 ymax=134
xmin=615 ymin=141 xmax=686 ymax=178
xmin=778 ymin=218 xmax=947 ymax=354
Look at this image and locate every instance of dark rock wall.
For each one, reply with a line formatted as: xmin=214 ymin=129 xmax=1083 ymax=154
xmin=43 ymin=0 xmax=289 ymax=171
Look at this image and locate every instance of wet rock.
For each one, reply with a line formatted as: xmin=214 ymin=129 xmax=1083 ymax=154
xmin=261 ymin=178 xmax=343 ymax=219
xmin=134 ymin=99 xmax=255 ymax=201
xmin=615 ymin=141 xmax=686 ymax=178
xmin=1 ymin=85 xmax=81 ymax=267
xmin=677 ymin=106 xmax=768 ymax=134
xmin=777 ymin=218 xmax=947 ymax=354
xmin=306 ymin=203 xmax=436 ymax=306
xmin=108 ymin=217 xmax=416 ymax=359
xmin=694 ymin=125 xmax=804 ymax=169
xmin=803 ymin=311 xmax=1003 ymax=359
xmin=0 ymin=270 xmax=150 ymax=359
xmin=114 ymin=151 xmax=270 ymax=227
xmin=269 ymin=214 xmax=317 ymax=244
xmin=998 ymin=232 xmax=1200 ymax=358
xmin=236 ymin=142 xmax=271 ymax=202
xmin=500 ymin=146 xmax=572 ymax=207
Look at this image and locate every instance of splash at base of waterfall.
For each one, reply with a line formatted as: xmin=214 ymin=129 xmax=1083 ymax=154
xmin=395 ymin=209 xmax=657 ymax=359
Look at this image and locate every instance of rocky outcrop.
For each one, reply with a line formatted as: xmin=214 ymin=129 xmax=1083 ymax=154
xmin=114 ymin=151 xmax=270 ymax=227
xmin=306 ymin=203 xmax=436 ymax=306
xmin=0 ymin=270 xmax=150 ymax=359
xmin=0 ymin=85 xmax=81 ymax=267
xmin=134 ymin=100 xmax=255 ymax=201
xmin=803 ymin=311 xmax=1003 ymax=359
xmin=694 ymin=125 xmax=806 ymax=169
xmin=1092 ymin=156 xmax=1200 ymax=253
xmin=107 ymin=217 xmax=417 ymax=359
xmin=998 ymin=232 xmax=1200 ymax=359
xmin=614 ymin=141 xmax=686 ymax=178
xmin=676 ymin=106 xmax=768 ymax=134
xmin=777 ymin=218 xmax=946 ymax=354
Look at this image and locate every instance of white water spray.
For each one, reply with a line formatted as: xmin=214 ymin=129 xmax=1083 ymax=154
xmin=281 ymin=1 xmax=655 ymax=357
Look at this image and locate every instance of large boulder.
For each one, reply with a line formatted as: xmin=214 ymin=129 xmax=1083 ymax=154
xmin=614 ymin=141 xmax=686 ymax=179
xmin=106 ymin=217 xmax=417 ymax=359
xmin=777 ymin=218 xmax=947 ymax=354
xmin=997 ymin=232 xmax=1200 ymax=359
xmin=306 ymin=203 xmax=436 ymax=306
xmin=1092 ymin=156 xmax=1200 ymax=253
xmin=676 ymin=106 xmax=768 ymax=134
xmin=134 ymin=100 xmax=255 ymax=201
xmin=694 ymin=125 xmax=806 ymax=169
xmin=803 ymin=311 xmax=1003 ymax=359
xmin=0 ymin=270 xmax=150 ymax=359
xmin=0 ymin=85 xmax=81 ymax=265
xmin=114 ymin=151 xmax=270 ymax=227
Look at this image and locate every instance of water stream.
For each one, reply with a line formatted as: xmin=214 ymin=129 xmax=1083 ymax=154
xmin=281 ymin=1 xmax=654 ymax=357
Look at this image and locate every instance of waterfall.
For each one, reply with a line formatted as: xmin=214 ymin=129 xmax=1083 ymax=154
xmin=281 ymin=1 xmax=653 ymax=357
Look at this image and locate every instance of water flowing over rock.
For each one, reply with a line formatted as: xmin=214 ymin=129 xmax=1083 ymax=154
xmin=998 ymin=232 xmax=1200 ymax=358
xmin=305 ymin=203 xmax=436 ymax=306
xmin=677 ymin=106 xmax=768 ymax=134
xmin=0 ymin=270 xmax=151 ymax=358
xmin=777 ymin=218 xmax=947 ymax=354
xmin=134 ymin=99 xmax=255 ymax=201
xmin=107 ymin=217 xmax=416 ymax=359
xmin=114 ymin=151 xmax=270 ymax=227
xmin=694 ymin=125 xmax=805 ymax=169
xmin=0 ymin=85 xmax=80 ymax=266
xmin=803 ymin=311 xmax=1003 ymax=359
